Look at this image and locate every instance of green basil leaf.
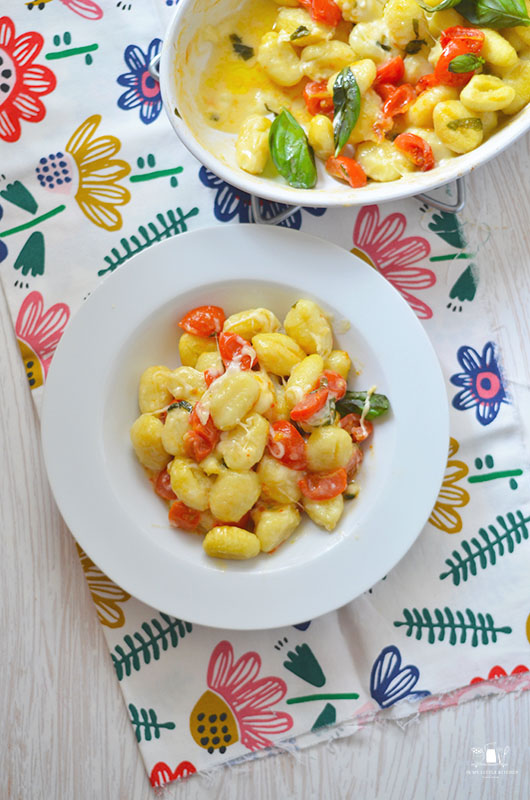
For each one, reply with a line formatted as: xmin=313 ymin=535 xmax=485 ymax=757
xmin=269 ymin=109 xmax=317 ymax=189
xmin=290 ymin=25 xmax=310 ymax=40
xmin=404 ymin=38 xmax=427 ymax=53
xmin=412 ymin=17 xmax=420 ymax=36
xmin=458 ymin=0 xmax=530 ymax=27
xmin=167 ymin=400 xmax=193 ymax=413
xmin=229 ymin=33 xmax=254 ymax=60
xmin=447 ymin=116 xmax=483 ymax=130
xmin=336 ymin=391 xmax=391 ymax=420
xmin=417 ymin=0 xmax=461 ymax=11
xmin=448 ymin=53 xmax=485 ymax=72
xmin=376 ymin=39 xmax=392 ymax=51
xmin=333 ymin=67 xmax=361 ymax=156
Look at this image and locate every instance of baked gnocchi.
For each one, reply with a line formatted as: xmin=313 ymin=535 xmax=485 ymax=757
xmin=131 ymin=300 xmax=390 ymax=560
xmin=195 ymin=0 xmax=530 ymax=188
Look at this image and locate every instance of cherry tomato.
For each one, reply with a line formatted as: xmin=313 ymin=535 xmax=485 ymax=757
xmin=290 ymin=386 xmax=329 ymax=422
xmin=204 ymin=364 xmax=224 ymax=387
xmin=374 ymin=56 xmax=404 ymax=86
xmin=299 ymin=468 xmax=348 ymax=500
xmin=299 ymin=0 xmax=342 ymax=26
xmin=214 ymin=511 xmax=252 ymax=530
xmin=325 ymin=156 xmax=367 ymax=188
xmin=178 ymin=305 xmax=225 ymax=337
xmin=440 ymin=26 xmax=485 ymax=53
xmin=154 ymin=468 xmax=177 ymax=501
xmin=394 ymin=132 xmax=435 ymax=171
xmin=415 ymin=73 xmax=439 ymax=94
xmin=339 ymin=412 xmax=373 ymax=442
xmin=168 ymin=500 xmax=201 ymax=531
xmin=434 ymin=40 xmax=476 ymax=87
xmin=382 ymin=83 xmax=416 ymax=117
xmin=321 ymin=369 xmax=347 ymax=400
xmin=374 ymin=82 xmax=397 ymax=103
xmin=267 ymin=420 xmax=308 ymax=471
xmin=184 ymin=405 xmax=220 ymax=461
xmin=345 ymin=445 xmax=364 ymax=480
xmin=218 ymin=330 xmax=257 ymax=370
xmin=303 ymin=81 xmax=334 ymax=117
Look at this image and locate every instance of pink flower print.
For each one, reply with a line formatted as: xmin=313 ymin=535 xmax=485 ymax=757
xmin=59 ymin=0 xmax=103 ymax=20
xmin=189 ymin=641 xmax=293 ymax=755
xmin=15 ymin=291 xmax=70 ymax=389
xmin=352 ymin=205 xmax=435 ymax=320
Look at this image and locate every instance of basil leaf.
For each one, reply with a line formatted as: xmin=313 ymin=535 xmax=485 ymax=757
xmin=417 ymin=0 xmax=461 ymax=10
xmin=412 ymin=17 xmax=420 ymax=36
xmin=448 ymin=53 xmax=485 ymax=72
xmin=269 ymin=109 xmax=317 ymax=189
xmin=336 ymin=391 xmax=390 ymax=420
xmin=333 ymin=67 xmax=361 ymax=156
xmin=447 ymin=117 xmax=483 ymax=130
xmin=404 ymin=38 xmax=427 ymax=53
xmin=290 ymin=25 xmax=310 ymax=40
xmin=229 ymin=33 xmax=254 ymax=60
xmin=458 ymin=0 xmax=530 ymax=27
xmin=376 ymin=39 xmax=392 ymax=51
xmin=167 ymin=400 xmax=193 ymax=413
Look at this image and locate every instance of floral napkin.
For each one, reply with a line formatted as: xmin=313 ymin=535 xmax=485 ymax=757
xmin=1 ymin=0 xmax=530 ymax=791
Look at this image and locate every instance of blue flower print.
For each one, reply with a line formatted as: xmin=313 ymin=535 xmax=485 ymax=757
xmin=370 ymin=645 xmax=430 ymax=708
xmin=117 ymin=39 xmax=162 ymax=125
xmin=0 ymin=205 xmax=7 ymax=264
xmin=450 ymin=341 xmax=508 ymax=426
xmin=198 ymin=167 xmax=326 ymax=229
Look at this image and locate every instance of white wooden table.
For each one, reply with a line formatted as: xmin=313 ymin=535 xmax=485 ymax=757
xmin=2 ymin=137 xmax=530 ymax=800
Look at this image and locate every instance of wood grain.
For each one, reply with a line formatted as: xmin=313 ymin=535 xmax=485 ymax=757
xmin=1 ymin=135 xmax=530 ymax=800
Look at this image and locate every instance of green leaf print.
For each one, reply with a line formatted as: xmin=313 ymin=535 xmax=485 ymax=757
xmin=128 ymin=704 xmax=176 ymax=742
xmin=283 ymin=644 xmax=326 ymax=686
xmin=312 ymin=703 xmax=337 ymax=731
xmin=111 ymin=614 xmax=193 ymax=680
xmin=449 ymin=263 xmax=478 ymax=304
xmin=394 ymin=607 xmax=512 ymax=646
xmin=440 ymin=510 xmax=530 ymax=585
xmin=14 ymin=232 xmax=45 ymax=277
xmin=428 ymin=211 xmax=467 ymax=249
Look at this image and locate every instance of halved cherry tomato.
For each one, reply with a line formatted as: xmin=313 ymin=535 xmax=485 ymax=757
xmin=339 ymin=412 xmax=373 ymax=442
xmin=299 ymin=467 xmax=348 ymax=500
xmin=299 ymin=0 xmax=342 ymax=26
xmin=374 ymin=82 xmax=397 ymax=103
xmin=218 ymin=330 xmax=257 ymax=370
xmin=214 ymin=511 xmax=252 ymax=530
xmin=440 ymin=26 xmax=485 ymax=53
xmin=394 ymin=132 xmax=435 ymax=171
xmin=303 ymin=81 xmax=334 ymax=117
xmin=178 ymin=305 xmax=225 ymax=337
xmin=325 ymin=156 xmax=367 ymax=188
xmin=434 ymin=40 xmax=476 ymax=87
xmin=345 ymin=445 xmax=364 ymax=480
xmin=321 ymin=369 xmax=347 ymax=400
xmin=154 ymin=468 xmax=177 ymax=501
xmin=382 ymin=83 xmax=416 ymax=117
xmin=415 ymin=73 xmax=439 ymax=94
xmin=204 ymin=364 xmax=224 ymax=387
xmin=374 ymin=56 xmax=404 ymax=86
xmin=184 ymin=405 xmax=220 ymax=461
xmin=267 ymin=420 xmax=308 ymax=471
xmin=291 ymin=386 xmax=329 ymax=422
xmin=168 ymin=500 xmax=201 ymax=531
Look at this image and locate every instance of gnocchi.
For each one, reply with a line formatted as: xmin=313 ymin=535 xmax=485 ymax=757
xmin=131 ymin=299 xmax=390 ymax=559
xmin=194 ymin=0 xmax=530 ymax=188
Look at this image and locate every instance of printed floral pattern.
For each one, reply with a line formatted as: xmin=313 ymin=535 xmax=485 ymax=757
xmin=117 ymin=39 xmax=162 ymax=125
xmin=352 ymin=204 xmax=435 ymax=319
xmin=35 ymin=115 xmax=131 ymax=231
xmin=150 ymin=760 xmax=196 ymax=787
xmin=470 ymin=664 xmax=529 ymax=684
xmin=429 ymin=438 xmax=470 ymax=534
xmin=76 ymin=544 xmax=131 ymax=628
xmin=0 ymin=16 xmax=56 ymax=143
xmin=451 ymin=341 xmax=508 ymax=426
xmin=198 ymin=167 xmax=326 ymax=228
xmin=59 ymin=0 xmax=103 ymax=20
xmin=370 ymin=645 xmax=430 ymax=708
xmin=15 ymin=291 xmax=69 ymax=388
xmin=189 ymin=641 xmax=293 ymax=753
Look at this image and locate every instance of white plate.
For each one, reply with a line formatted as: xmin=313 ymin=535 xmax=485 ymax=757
xmin=41 ymin=225 xmax=448 ymax=630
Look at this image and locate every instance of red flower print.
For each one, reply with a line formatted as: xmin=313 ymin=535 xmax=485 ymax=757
xmin=15 ymin=291 xmax=70 ymax=389
xmin=470 ymin=664 xmax=529 ymax=684
xmin=149 ymin=760 xmax=196 ymax=787
xmin=0 ymin=16 xmax=56 ymax=143
xmin=352 ymin=205 xmax=435 ymax=320
xmin=190 ymin=641 xmax=293 ymax=754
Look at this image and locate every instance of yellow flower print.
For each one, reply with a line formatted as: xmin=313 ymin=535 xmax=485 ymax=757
xmin=429 ymin=437 xmax=470 ymax=534
xmin=35 ymin=114 xmax=131 ymax=231
xmin=76 ymin=544 xmax=131 ymax=628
